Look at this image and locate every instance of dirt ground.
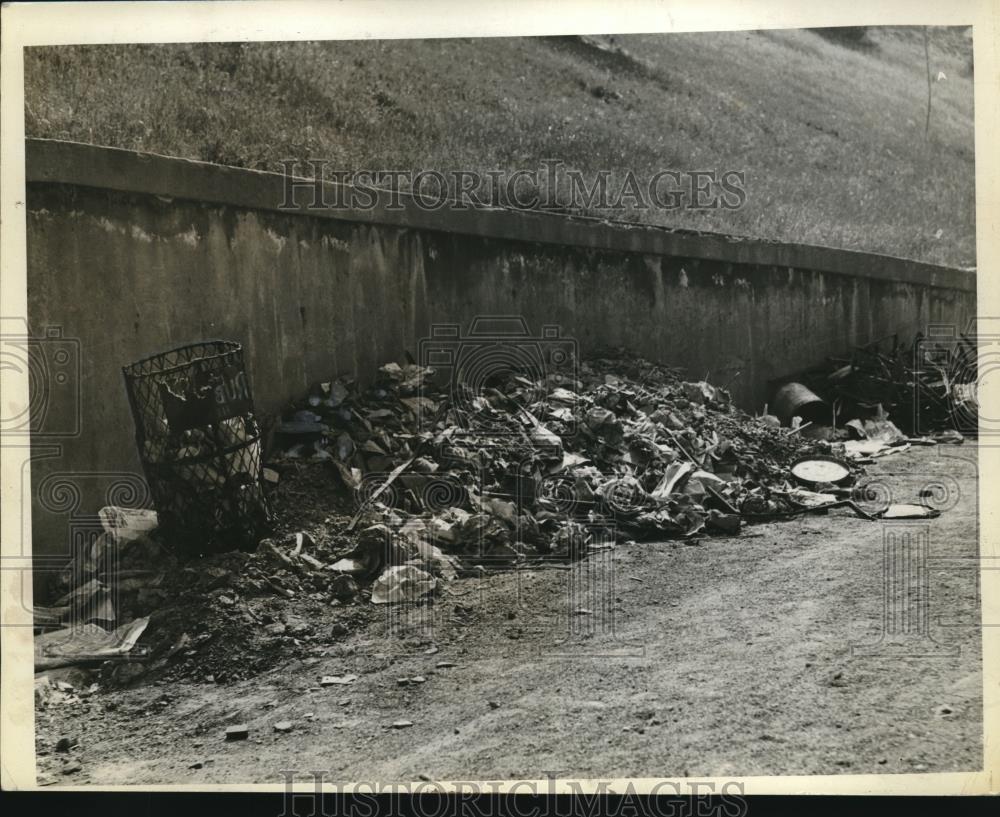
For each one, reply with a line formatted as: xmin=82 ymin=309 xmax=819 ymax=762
xmin=34 ymin=445 xmax=982 ymax=784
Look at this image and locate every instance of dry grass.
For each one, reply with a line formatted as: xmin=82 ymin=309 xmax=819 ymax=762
xmin=24 ymin=27 xmax=975 ymax=267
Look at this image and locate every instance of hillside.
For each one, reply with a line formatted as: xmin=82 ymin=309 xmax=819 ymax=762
xmin=24 ymin=27 xmax=975 ymax=267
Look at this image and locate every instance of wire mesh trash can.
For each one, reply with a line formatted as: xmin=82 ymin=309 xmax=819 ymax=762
xmin=123 ymin=341 xmax=271 ymax=553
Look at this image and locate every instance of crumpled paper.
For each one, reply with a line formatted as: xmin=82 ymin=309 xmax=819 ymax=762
xmin=370 ymin=565 xmax=437 ymax=604
xmin=35 ymin=617 xmax=149 ymax=670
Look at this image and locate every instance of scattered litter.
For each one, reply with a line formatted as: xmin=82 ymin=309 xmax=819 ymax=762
xmin=371 ymin=565 xmax=437 ymax=605
xmin=98 ymin=506 xmax=159 ymax=545
xmin=320 ymin=674 xmax=358 ymax=686
xmin=706 ymin=510 xmax=741 ymax=534
xmin=327 ymin=575 xmax=359 ymax=603
xmin=934 ymin=429 xmax=965 ymax=445
xmin=843 ymin=439 xmax=892 ymax=459
xmin=390 ymin=720 xmax=414 ymax=729
xmin=786 ymin=488 xmax=839 ymax=508
xmin=55 ymin=737 xmax=77 ymax=753
xmin=790 ymin=457 xmax=851 ymax=486
xmin=846 ymin=414 xmax=908 ymax=446
xmin=273 ymin=721 xmax=294 ymax=733
xmin=224 ymin=725 xmax=249 ymax=741
xmin=879 ymin=504 xmax=941 ymax=519
xmin=35 ymin=617 xmax=149 ymax=670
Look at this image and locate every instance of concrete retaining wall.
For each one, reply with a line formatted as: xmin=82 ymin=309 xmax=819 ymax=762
xmin=24 ymin=139 xmax=976 ymax=565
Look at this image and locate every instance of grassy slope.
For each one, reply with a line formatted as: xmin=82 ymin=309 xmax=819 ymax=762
xmin=24 ymin=27 xmax=975 ymax=266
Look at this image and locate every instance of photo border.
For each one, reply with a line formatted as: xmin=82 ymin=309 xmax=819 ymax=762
xmin=1 ymin=0 xmax=997 ymax=795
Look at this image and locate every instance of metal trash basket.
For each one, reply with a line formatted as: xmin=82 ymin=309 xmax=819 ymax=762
xmin=123 ymin=341 xmax=270 ymax=553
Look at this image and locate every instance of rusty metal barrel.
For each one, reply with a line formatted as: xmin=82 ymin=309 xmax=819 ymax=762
xmin=122 ymin=341 xmax=270 ymax=553
xmin=771 ymin=382 xmax=828 ymax=425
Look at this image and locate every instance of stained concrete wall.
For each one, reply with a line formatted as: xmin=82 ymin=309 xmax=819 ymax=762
xmin=24 ymin=139 xmax=976 ymax=566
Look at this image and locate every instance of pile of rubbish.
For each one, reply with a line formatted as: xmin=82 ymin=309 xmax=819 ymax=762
xmin=790 ymin=331 xmax=978 ymax=437
xmin=34 ymin=500 xmax=379 ymax=685
xmin=270 ymin=349 xmax=856 ymax=556
xmin=36 ymin=348 xmax=956 ymax=685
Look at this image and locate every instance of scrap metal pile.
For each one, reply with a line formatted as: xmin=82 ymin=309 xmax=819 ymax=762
xmin=794 ymin=331 xmax=978 ymax=437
